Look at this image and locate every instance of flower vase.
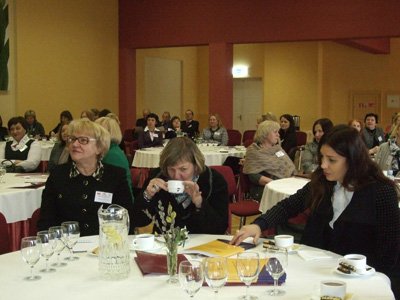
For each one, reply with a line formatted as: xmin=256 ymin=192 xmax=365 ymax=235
xmin=166 ymin=242 xmax=178 ymax=284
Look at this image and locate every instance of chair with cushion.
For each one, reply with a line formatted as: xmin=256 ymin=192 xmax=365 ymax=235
xmin=0 ymin=212 xmax=10 ymax=254
xmin=242 ymin=130 xmax=256 ymax=146
xmin=226 ymin=129 xmax=242 ymax=146
xmin=29 ymin=208 xmax=41 ymax=236
xmin=123 ymin=128 xmax=135 ymax=142
xmin=295 ymin=131 xmax=307 ymax=146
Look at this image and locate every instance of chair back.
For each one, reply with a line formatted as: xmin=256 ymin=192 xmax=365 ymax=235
xmin=238 ymin=167 xmax=253 ymax=199
xmin=209 ymin=165 xmax=236 ymax=200
xmin=124 ymin=140 xmax=139 ymax=157
xmin=226 ymin=129 xmax=242 ymax=146
xmin=0 ymin=212 xmax=10 ymax=254
xmin=123 ymin=128 xmax=135 ymax=142
xmin=295 ymin=131 xmax=307 ymax=146
xmin=29 ymin=208 xmax=41 ymax=236
xmin=131 ymin=167 xmax=150 ymax=189
xmin=242 ymin=130 xmax=256 ymax=145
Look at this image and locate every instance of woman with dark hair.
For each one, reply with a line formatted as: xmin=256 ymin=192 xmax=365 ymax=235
xmin=362 ymin=112 xmax=385 ymax=155
xmin=165 ymin=116 xmax=184 ymax=139
xmin=138 ymin=113 xmax=163 ymax=148
xmin=302 ymin=118 xmax=333 ymax=173
xmin=0 ymin=116 xmax=41 ymax=172
xmin=134 ymin=137 xmax=228 ymax=234
xmin=49 ymin=110 xmax=73 ymax=137
xmin=278 ymin=114 xmax=297 ymax=154
xmin=48 ymin=123 xmax=70 ymax=172
xmin=231 ymin=125 xmax=400 ymax=297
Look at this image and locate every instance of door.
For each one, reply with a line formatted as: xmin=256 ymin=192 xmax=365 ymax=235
xmin=350 ymin=91 xmax=381 ymax=123
xmin=233 ymin=78 xmax=263 ymax=133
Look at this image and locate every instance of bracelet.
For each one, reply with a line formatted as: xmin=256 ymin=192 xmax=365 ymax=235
xmin=143 ymin=190 xmax=152 ymax=202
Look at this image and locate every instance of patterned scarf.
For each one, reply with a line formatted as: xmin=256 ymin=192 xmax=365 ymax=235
xmin=389 ymin=138 xmax=400 ymax=175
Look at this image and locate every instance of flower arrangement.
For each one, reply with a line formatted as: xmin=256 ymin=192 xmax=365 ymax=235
xmin=143 ymin=200 xmax=189 ymax=283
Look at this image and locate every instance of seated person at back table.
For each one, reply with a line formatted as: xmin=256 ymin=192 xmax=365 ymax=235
xmin=165 ymin=116 xmax=185 ymax=139
xmin=181 ymin=109 xmax=199 ymax=140
xmin=133 ymin=137 xmax=229 ymax=234
xmin=278 ymin=114 xmax=297 ymax=154
xmin=375 ymin=123 xmax=400 ymax=175
xmin=48 ymin=122 xmax=70 ymax=172
xmin=232 ymin=125 xmax=400 ymax=299
xmin=202 ymin=113 xmax=228 ymax=146
xmin=362 ymin=112 xmax=385 ymax=155
xmin=302 ymin=118 xmax=333 ymax=174
xmin=24 ymin=109 xmax=45 ymax=138
xmin=38 ymin=119 xmax=134 ymax=236
xmin=49 ymin=110 xmax=73 ymax=137
xmin=0 ymin=116 xmax=41 ymax=172
xmin=135 ymin=108 xmax=150 ymax=129
xmin=138 ymin=113 xmax=164 ymax=149
xmin=243 ymin=120 xmax=295 ymax=201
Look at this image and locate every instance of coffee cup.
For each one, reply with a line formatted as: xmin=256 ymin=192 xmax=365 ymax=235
xmin=274 ymin=235 xmax=294 ymax=248
xmin=320 ymin=280 xmax=346 ymax=300
xmin=343 ymin=254 xmax=367 ymax=272
xmin=168 ymin=180 xmax=185 ymax=194
xmin=132 ymin=234 xmax=155 ymax=250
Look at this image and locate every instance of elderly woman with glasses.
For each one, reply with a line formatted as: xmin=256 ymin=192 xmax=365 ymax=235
xmin=38 ymin=119 xmax=134 ymax=236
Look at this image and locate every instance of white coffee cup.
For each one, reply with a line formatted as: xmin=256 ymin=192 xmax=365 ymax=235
xmin=274 ymin=235 xmax=294 ymax=248
xmin=168 ymin=180 xmax=185 ymax=194
xmin=320 ymin=280 xmax=346 ymax=300
xmin=343 ymin=254 xmax=367 ymax=271
xmin=132 ymin=234 xmax=155 ymax=250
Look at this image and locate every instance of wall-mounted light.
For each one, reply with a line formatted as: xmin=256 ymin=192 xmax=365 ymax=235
xmin=232 ymin=65 xmax=249 ymax=78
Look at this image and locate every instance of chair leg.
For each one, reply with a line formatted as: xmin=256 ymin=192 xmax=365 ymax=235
xmin=239 ymin=216 xmax=247 ymax=229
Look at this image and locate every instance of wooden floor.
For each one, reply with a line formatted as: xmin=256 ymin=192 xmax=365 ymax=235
xmin=136 ymin=214 xmax=261 ymax=236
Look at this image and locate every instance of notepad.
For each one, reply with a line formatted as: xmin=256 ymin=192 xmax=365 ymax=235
xmin=182 ymin=239 xmax=247 ymax=257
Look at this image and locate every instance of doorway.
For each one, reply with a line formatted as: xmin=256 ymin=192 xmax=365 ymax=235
xmin=233 ymin=78 xmax=263 ymax=133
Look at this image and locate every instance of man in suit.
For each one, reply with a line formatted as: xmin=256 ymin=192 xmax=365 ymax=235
xmin=181 ymin=109 xmax=199 ymax=140
xmin=135 ymin=109 xmax=150 ymax=129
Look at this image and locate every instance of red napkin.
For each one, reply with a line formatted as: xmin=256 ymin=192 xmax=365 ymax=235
xmin=134 ymin=251 xmax=188 ymax=275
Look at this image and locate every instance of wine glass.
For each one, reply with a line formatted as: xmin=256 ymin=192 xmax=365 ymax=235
xmin=0 ymin=165 xmax=6 ymax=183
xmin=204 ymin=256 xmax=228 ymax=298
xmin=179 ymin=260 xmax=204 ymax=298
xmin=265 ymin=248 xmax=288 ymax=296
xmin=48 ymin=226 xmax=67 ymax=267
xmin=236 ymin=252 xmax=260 ymax=300
xmin=37 ymin=230 xmax=57 ymax=273
xmin=20 ymin=236 xmax=41 ymax=281
xmin=61 ymin=221 xmax=80 ymax=261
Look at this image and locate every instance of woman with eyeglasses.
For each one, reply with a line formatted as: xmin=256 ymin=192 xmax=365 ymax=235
xmin=38 ymin=119 xmax=134 ymax=236
xmin=0 ymin=116 xmax=41 ymax=172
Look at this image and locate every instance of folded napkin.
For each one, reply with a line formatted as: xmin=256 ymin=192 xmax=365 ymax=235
xmin=297 ymin=250 xmax=333 ymax=261
xmin=135 ymin=251 xmax=188 ymax=275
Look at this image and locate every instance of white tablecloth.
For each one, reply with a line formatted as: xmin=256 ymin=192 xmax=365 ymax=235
xmin=0 ymin=234 xmax=394 ymax=300
xmin=0 ymin=173 xmax=46 ymax=223
xmin=132 ymin=146 xmax=246 ymax=168
xmin=259 ymin=177 xmax=310 ymax=213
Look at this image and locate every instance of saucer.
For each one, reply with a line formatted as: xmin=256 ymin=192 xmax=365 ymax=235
xmin=334 ymin=266 xmax=375 ymax=277
xmin=310 ymin=292 xmax=354 ymax=300
xmin=131 ymin=241 xmax=164 ymax=252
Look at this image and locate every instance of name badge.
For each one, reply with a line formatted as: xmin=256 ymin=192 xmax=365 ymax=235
xmin=214 ymin=132 xmax=220 ymax=136
xmin=153 ymin=133 xmax=159 ymax=137
xmin=188 ymin=124 xmax=192 ymax=128
xmin=275 ymin=150 xmax=285 ymax=157
xmin=94 ymin=191 xmax=113 ymax=204
xmin=378 ymin=136 xmax=383 ymax=142
xmin=19 ymin=145 xmax=28 ymax=152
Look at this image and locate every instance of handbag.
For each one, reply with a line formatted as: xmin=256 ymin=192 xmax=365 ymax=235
xmin=1 ymin=159 xmax=24 ymax=173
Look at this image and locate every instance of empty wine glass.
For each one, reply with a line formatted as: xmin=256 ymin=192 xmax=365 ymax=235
xmin=48 ymin=226 xmax=67 ymax=267
xmin=20 ymin=236 xmax=41 ymax=281
xmin=179 ymin=260 xmax=204 ymax=298
xmin=61 ymin=221 xmax=80 ymax=261
xmin=0 ymin=165 xmax=6 ymax=183
xmin=204 ymin=256 xmax=228 ymax=298
xmin=37 ymin=230 xmax=57 ymax=273
xmin=265 ymin=248 xmax=288 ymax=296
xmin=236 ymin=252 xmax=260 ymax=300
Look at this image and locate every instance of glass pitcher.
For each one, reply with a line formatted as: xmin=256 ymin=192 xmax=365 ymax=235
xmin=98 ymin=204 xmax=130 ymax=280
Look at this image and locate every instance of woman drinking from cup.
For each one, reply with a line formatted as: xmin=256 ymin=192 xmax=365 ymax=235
xmin=0 ymin=116 xmax=41 ymax=172
xmin=231 ymin=125 xmax=400 ymax=298
xmin=134 ymin=137 xmax=229 ymax=234
xmin=38 ymin=119 xmax=134 ymax=236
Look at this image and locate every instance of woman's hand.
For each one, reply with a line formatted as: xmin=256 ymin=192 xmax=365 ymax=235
xmin=230 ymin=224 xmax=262 ymax=245
xmin=145 ymin=178 xmax=168 ymax=199
xmin=183 ymin=181 xmax=202 ymax=208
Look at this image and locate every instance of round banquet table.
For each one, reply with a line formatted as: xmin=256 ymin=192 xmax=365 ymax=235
xmin=259 ymin=177 xmax=310 ymax=213
xmin=132 ymin=145 xmax=246 ymax=168
xmin=0 ymin=173 xmax=47 ymax=250
xmin=0 ymin=234 xmax=394 ymax=300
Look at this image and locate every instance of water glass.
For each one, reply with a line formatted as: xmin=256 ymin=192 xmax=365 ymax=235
xmin=179 ymin=260 xmax=204 ymax=298
xmin=20 ymin=236 xmax=41 ymax=281
xmin=61 ymin=221 xmax=80 ymax=261
xmin=37 ymin=230 xmax=57 ymax=273
xmin=265 ymin=248 xmax=288 ymax=296
xmin=204 ymin=256 xmax=228 ymax=298
xmin=48 ymin=226 xmax=67 ymax=267
xmin=236 ymin=252 xmax=260 ymax=300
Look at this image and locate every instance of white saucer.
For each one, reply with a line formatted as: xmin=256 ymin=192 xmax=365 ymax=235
xmin=334 ymin=266 xmax=376 ymax=277
xmin=310 ymin=291 xmax=354 ymax=300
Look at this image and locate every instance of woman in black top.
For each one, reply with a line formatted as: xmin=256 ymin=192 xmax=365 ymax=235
xmin=278 ymin=114 xmax=297 ymax=154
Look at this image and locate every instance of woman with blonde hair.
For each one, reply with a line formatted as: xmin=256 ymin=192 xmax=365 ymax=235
xmin=348 ymin=119 xmax=363 ymax=132
xmin=243 ymin=120 xmax=295 ymax=200
xmin=202 ymin=113 xmax=228 ymax=146
xmin=375 ymin=123 xmax=400 ymax=175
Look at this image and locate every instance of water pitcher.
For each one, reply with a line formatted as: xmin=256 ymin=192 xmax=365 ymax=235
xmin=98 ymin=204 xmax=130 ymax=280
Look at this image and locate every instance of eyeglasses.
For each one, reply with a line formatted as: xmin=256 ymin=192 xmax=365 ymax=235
xmin=67 ymin=136 xmax=96 ymax=145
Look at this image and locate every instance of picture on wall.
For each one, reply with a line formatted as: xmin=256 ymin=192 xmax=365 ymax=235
xmin=0 ymin=0 xmax=9 ymax=91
